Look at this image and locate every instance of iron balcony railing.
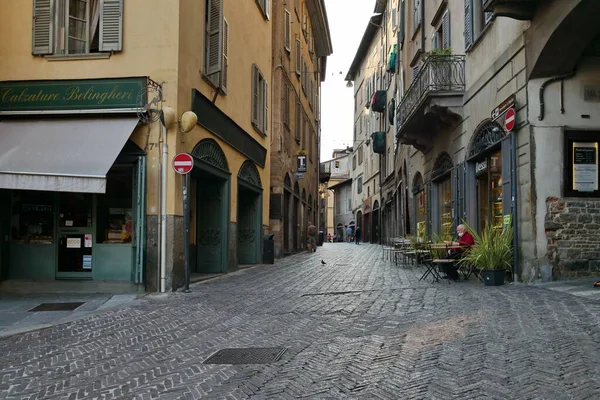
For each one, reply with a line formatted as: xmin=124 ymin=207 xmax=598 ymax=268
xmin=396 ymin=55 xmax=466 ymax=129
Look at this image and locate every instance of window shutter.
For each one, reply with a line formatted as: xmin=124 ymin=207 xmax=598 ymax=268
xmin=206 ymin=0 xmax=224 ymax=75
xmin=99 ymin=0 xmax=124 ymax=52
xmin=263 ymin=80 xmax=269 ymax=135
xmin=431 ymin=35 xmax=437 ymax=51
xmin=283 ymin=82 xmax=290 ymax=126
xmin=265 ymin=0 xmax=270 ymax=19
xmin=32 ymin=0 xmax=54 ymax=55
xmin=414 ymin=0 xmax=421 ymax=27
xmin=295 ymin=38 xmax=301 ymax=76
xmin=251 ymin=65 xmax=259 ymax=127
xmin=392 ymin=8 xmax=397 ymax=29
xmin=221 ymin=19 xmax=229 ymax=90
xmin=284 ymin=10 xmax=291 ymax=51
xmin=295 ymin=99 xmax=301 ymax=141
xmin=464 ymin=0 xmax=473 ymax=50
xmin=399 ymin=0 xmax=405 ymax=45
xmin=442 ymin=11 xmax=451 ymax=49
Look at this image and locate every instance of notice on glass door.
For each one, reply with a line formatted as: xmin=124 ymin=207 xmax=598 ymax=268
xmin=84 ymin=234 xmax=92 ymax=248
xmin=573 ymin=142 xmax=598 ymax=192
xmin=66 ymin=238 xmax=81 ymax=248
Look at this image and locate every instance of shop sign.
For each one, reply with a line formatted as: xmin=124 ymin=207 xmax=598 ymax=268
xmin=0 ymin=78 xmax=147 ymax=113
xmin=295 ymin=172 xmax=304 ymax=179
xmin=584 ymin=85 xmax=600 ymax=102
xmin=573 ymin=142 xmax=598 ymax=192
xmin=475 ymin=159 xmax=488 ymax=176
xmin=297 ymin=154 xmax=307 ymax=173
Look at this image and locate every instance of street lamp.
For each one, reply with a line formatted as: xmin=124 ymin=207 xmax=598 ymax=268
xmin=158 ymin=107 xmax=198 ymax=293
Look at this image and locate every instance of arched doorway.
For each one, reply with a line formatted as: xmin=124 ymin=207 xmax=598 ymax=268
xmin=301 ymin=188 xmax=307 ymax=248
xmin=432 ymin=152 xmax=454 ymax=240
xmin=336 ymin=223 xmax=344 ymax=242
xmin=293 ymin=182 xmax=300 ymax=251
xmin=413 ymin=172 xmax=426 ymax=240
xmin=191 ymin=139 xmax=230 ymax=273
xmin=372 ymin=200 xmax=380 ymax=243
xmin=363 ymin=205 xmax=372 ymax=243
xmin=283 ymin=174 xmax=292 ymax=255
xmin=237 ymin=160 xmax=262 ymax=265
xmin=355 ymin=212 xmax=362 ymax=243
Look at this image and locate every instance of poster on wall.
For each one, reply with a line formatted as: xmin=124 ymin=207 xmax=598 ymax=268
xmin=573 ymin=142 xmax=598 ymax=192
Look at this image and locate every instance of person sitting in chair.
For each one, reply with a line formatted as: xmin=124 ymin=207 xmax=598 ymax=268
xmin=442 ymin=224 xmax=475 ymax=280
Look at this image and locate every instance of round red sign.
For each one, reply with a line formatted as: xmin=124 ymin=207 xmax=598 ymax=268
xmin=504 ymin=108 xmax=516 ymax=132
xmin=172 ymin=153 xmax=194 ymax=175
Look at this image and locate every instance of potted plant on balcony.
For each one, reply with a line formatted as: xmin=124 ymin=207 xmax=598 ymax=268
xmin=425 ymin=47 xmax=453 ymax=90
xmin=459 ymin=222 xmax=513 ymax=286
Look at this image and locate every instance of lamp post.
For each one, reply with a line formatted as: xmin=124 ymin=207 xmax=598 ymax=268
xmin=159 ymin=107 xmax=198 ymax=293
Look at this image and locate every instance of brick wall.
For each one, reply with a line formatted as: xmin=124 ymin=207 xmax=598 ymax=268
xmin=545 ymin=197 xmax=600 ymax=279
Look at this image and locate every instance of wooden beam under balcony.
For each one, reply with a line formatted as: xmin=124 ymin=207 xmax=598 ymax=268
xmin=483 ymin=0 xmax=540 ymax=20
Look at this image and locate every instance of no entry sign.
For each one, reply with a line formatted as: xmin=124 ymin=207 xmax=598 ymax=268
xmin=172 ymin=153 xmax=194 ymax=175
xmin=504 ymin=108 xmax=516 ymax=132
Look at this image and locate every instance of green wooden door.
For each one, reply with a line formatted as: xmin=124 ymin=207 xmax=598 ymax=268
xmin=237 ymin=188 xmax=260 ymax=264
xmin=197 ymin=179 xmax=226 ymax=273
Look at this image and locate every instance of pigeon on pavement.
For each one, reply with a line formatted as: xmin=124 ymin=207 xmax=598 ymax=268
xmin=321 ymin=260 xmax=326 ymax=265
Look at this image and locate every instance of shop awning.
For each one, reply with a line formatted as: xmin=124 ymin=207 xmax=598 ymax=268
xmin=0 ymin=118 xmax=139 ymax=193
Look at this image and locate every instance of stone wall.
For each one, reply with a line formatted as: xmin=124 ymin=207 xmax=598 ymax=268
xmin=545 ymin=197 xmax=600 ymax=279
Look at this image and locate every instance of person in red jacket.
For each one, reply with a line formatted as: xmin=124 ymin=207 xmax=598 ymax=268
xmin=442 ymin=224 xmax=475 ymax=280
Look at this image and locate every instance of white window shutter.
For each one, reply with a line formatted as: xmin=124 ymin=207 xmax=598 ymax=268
xmin=32 ymin=0 xmax=54 ymax=55
xmin=464 ymin=0 xmax=474 ymax=50
xmin=295 ymin=38 xmax=301 ymax=75
xmin=263 ymin=80 xmax=268 ymax=134
xmin=442 ymin=11 xmax=450 ymax=49
xmin=99 ymin=0 xmax=124 ymax=52
xmin=206 ymin=0 xmax=224 ymax=75
xmin=265 ymin=0 xmax=270 ymax=19
xmin=221 ymin=19 xmax=229 ymax=90
xmin=252 ymin=65 xmax=259 ymax=127
xmin=284 ymin=10 xmax=291 ymax=51
xmin=392 ymin=8 xmax=397 ymax=29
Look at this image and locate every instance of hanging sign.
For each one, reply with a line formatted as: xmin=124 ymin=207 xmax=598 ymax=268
xmin=475 ymin=159 xmax=488 ymax=176
xmin=491 ymin=95 xmax=516 ymax=121
xmin=297 ymin=154 xmax=307 ymax=173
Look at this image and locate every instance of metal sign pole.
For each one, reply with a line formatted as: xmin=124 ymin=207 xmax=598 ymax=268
xmin=182 ymin=173 xmax=191 ymax=293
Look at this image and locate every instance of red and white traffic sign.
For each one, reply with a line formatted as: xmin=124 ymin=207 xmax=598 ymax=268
xmin=172 ymin=153 xmax=194 ymax=175
xmin=504 ymin=108 xmax=516 ymax=132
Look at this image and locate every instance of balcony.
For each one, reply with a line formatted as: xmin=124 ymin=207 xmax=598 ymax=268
xmin=319 ymin=162 xmax=331 ymax=183
xmin=483 ymin=0 xmax=540 ymax=20
xmin=395 ymin=55 xmax=465 ymax=153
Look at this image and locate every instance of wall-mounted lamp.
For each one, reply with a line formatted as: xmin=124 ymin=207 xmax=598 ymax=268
xmin=346 ymin=81 xmax=353 ymax=88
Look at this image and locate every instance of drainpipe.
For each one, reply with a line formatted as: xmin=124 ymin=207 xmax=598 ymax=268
xmin=538 ymin=70 xmax=576 ymax=121
xmin=160 ymin=126 xmax=168 ymax=292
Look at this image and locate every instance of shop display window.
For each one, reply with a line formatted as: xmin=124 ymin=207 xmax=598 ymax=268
xmin=416 ymin=189 xmax=427 ymax=240
xmin=96 ymin=167 xmax=134 ymax=244
xmin=564 ymin=132 xmax=600 ymax=197
xmin=10 ymin=190 xmax=55 ymax=244
xmin=476 ymin=150 xmax=502 ymax=233
xmin=438 ymin=178 xmax=452 ymax=241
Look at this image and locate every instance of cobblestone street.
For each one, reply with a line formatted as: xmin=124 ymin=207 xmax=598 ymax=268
xmin=2 ymin=243 xmax=600 ymax=399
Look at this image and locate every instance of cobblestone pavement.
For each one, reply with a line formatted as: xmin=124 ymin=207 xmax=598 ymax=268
xmin=2 ymin=243 xmax=600 ymax=399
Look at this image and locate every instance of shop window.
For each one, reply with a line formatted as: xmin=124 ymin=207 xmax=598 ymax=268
xmin=96 ymin=167 xmax=134 ymax=244
xmin=564 ymin=132 xmax=600 ymax=197
xmin=475 ymin=150 xmax=502 ymax=233
xmin=413 ymin=172 xmax=426 ymax=240
xmin=10 ymin=190 xmax=54 ymax=244
xmin=438 ymin=179 xmax=452 ymax=240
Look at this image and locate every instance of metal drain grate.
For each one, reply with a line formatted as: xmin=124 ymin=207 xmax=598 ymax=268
xmin=203 ymin=347 xmax=287 ymax=365
xmin=28 ymin=302 xmax=85 ymax=312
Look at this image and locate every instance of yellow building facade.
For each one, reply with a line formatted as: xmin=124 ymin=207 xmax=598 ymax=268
xmin=0 ymin=0 xmax=271 ymax=292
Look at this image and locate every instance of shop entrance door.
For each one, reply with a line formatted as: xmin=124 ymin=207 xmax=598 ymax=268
xmin=56 ymin=192 xmax=94 ymax=279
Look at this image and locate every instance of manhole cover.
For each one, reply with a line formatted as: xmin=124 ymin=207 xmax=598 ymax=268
xmin=203 ymin=347 xmax=287 ymax=365
xmin=28 ymin=302 xmax=85 ymax=312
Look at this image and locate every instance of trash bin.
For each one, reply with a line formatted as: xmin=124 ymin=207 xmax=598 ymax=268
xmin=318 ymin=231 xmax=325 ymax=246
xmin=263 ymin=233 xmax=275 ymax=264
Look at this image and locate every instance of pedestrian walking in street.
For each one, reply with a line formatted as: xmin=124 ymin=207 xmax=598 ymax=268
xmin=354 ymin=226 xmax=361 ymax=245
xmin=345 ymin=225 xmax=352 ymax=242
xmin=307 ymin=221 xmax=317 ymax=252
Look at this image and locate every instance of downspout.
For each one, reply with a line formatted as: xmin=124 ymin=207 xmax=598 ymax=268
xmin=538 ymin=70 xmax=576 ymax=121
xmin=160 ymin=125 xmax=168 ymax=293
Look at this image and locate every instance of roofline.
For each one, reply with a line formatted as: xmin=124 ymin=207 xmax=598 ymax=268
xmin=307 ymin=0 xmax=333 ymax=58
xmin=374 ymin=0 xmax=387 ymax=13
xmin=344 ymin=14 xmax=383 ymax=81
xmin=328 ymin=178 xmax=353 ymax=190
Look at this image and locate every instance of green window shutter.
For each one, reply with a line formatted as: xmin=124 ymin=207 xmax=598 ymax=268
xmin=99 ymin=0 xmax=123 ymax=52
xmin=221 ymin=19 xmax=229 ymax=90
xmin=464 ymin=0 xmax=473 ymax=50
xmin=399 ymin=0 xmax=405 ymax=45
xmin=206 ymin=0 xmax=223 ymax=75
xmin=32 ymin=0 xmax=54 ymax=55
xmin=251 ymin=65 xmax=259 ymax=127
xmin=442 ymin=11 xmax=451 ymax=49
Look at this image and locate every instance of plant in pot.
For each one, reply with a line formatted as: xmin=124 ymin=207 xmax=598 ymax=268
xmin=459 ymin=222 xmax=513 ymax=286
xmin=424 ymin=47 xmax=453 ymax=90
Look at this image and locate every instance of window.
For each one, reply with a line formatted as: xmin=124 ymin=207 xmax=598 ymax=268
xmin=302 ymin=4 xmax=308 ymax=40
xmin=433 ymin=11 xmax=451 ymax=50
xmin=10 ymin=190 xmax=54 ymax=244
xmin=204 ymin=0 xmax=228 ymax=91
xmin=357 ymin=177 xmax=363 ymax=194
xmin=96 ymin=167 xmax=134 ymax=244
xmin=399 ymin=0 xmax=406 ymax=45
xmin=295 ymin=97 xmax=301 ymax=143
xmin=283 ymin=80 xmax=290 ymax=128
xmin=353 ymin=155 xmax=357 ymax=170
xmin=32 ymin=0 xmax=124 ymax=56
xmin=256 ymin=0 xmax=270 ymax=20
xmin=295 ymin=37 xmax=302 ymax=77
xmin=294 ymin=0 xmax=300 ymax=20
xmin=564 ymin=132 xmax=600 ymax=197
xmin=413 ymin=0 xmax=421 ymax=32
xmin=251 ymin=64 xmax=268 ymax=135
xmin=284 ymin=10 xmax=291 ymax=52
xmin=358 ymin=146 xmax=364 ymax=165
xmin=464 ymin=0 xmax=494 ymax=49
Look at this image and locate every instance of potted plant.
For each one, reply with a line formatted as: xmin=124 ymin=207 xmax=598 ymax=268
xmin=424 ymin=47 xmax=453 ymax=89
xmin=459 ymin=222 xmax=514 ymax=286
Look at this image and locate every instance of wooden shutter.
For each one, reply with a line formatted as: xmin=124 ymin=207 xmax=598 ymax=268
xmin=265 ymin=0 xmax=270 ymax=19
xmin=32 ymin=0 xmax=54 ymax=55
xmin=284 ymin=10 xmax=291 ymax=51
xmin=263 ymin=79 xmax=269 ymax=134
xmin=295 ymin=38 xmax=301 ymax=76
xmin=99 ymin=0 xmax=123 ymax=52
xmin=442 ymin=11 xmax=451 ymax=49
xmin=251 ymin=65 xmax=259 ymax=127
xmin=431 ymin=35 xmax=437 ymax=51
xmin=221 ymin=19 xmax=229 ymax=90
xmin=283 ymin=81 xmax=290 ymax=126
xmin=295 ymin=99 xmax=301 ymax=141
xmin=399 ymin=0 xmax=405 ymax=45
xmin=464 ymin=0 xmax=473 ymax=50
xmin=392 ymin=8 xmax=397 ymax=29
xmin=206 ymin=0 xmax=223 ymax=75
xmin=414 ymin=0 xmax=421 ymax=28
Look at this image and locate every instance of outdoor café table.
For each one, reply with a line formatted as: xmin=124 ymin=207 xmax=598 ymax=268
xmin=419 ymin=243 xmax=465 ymax=282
